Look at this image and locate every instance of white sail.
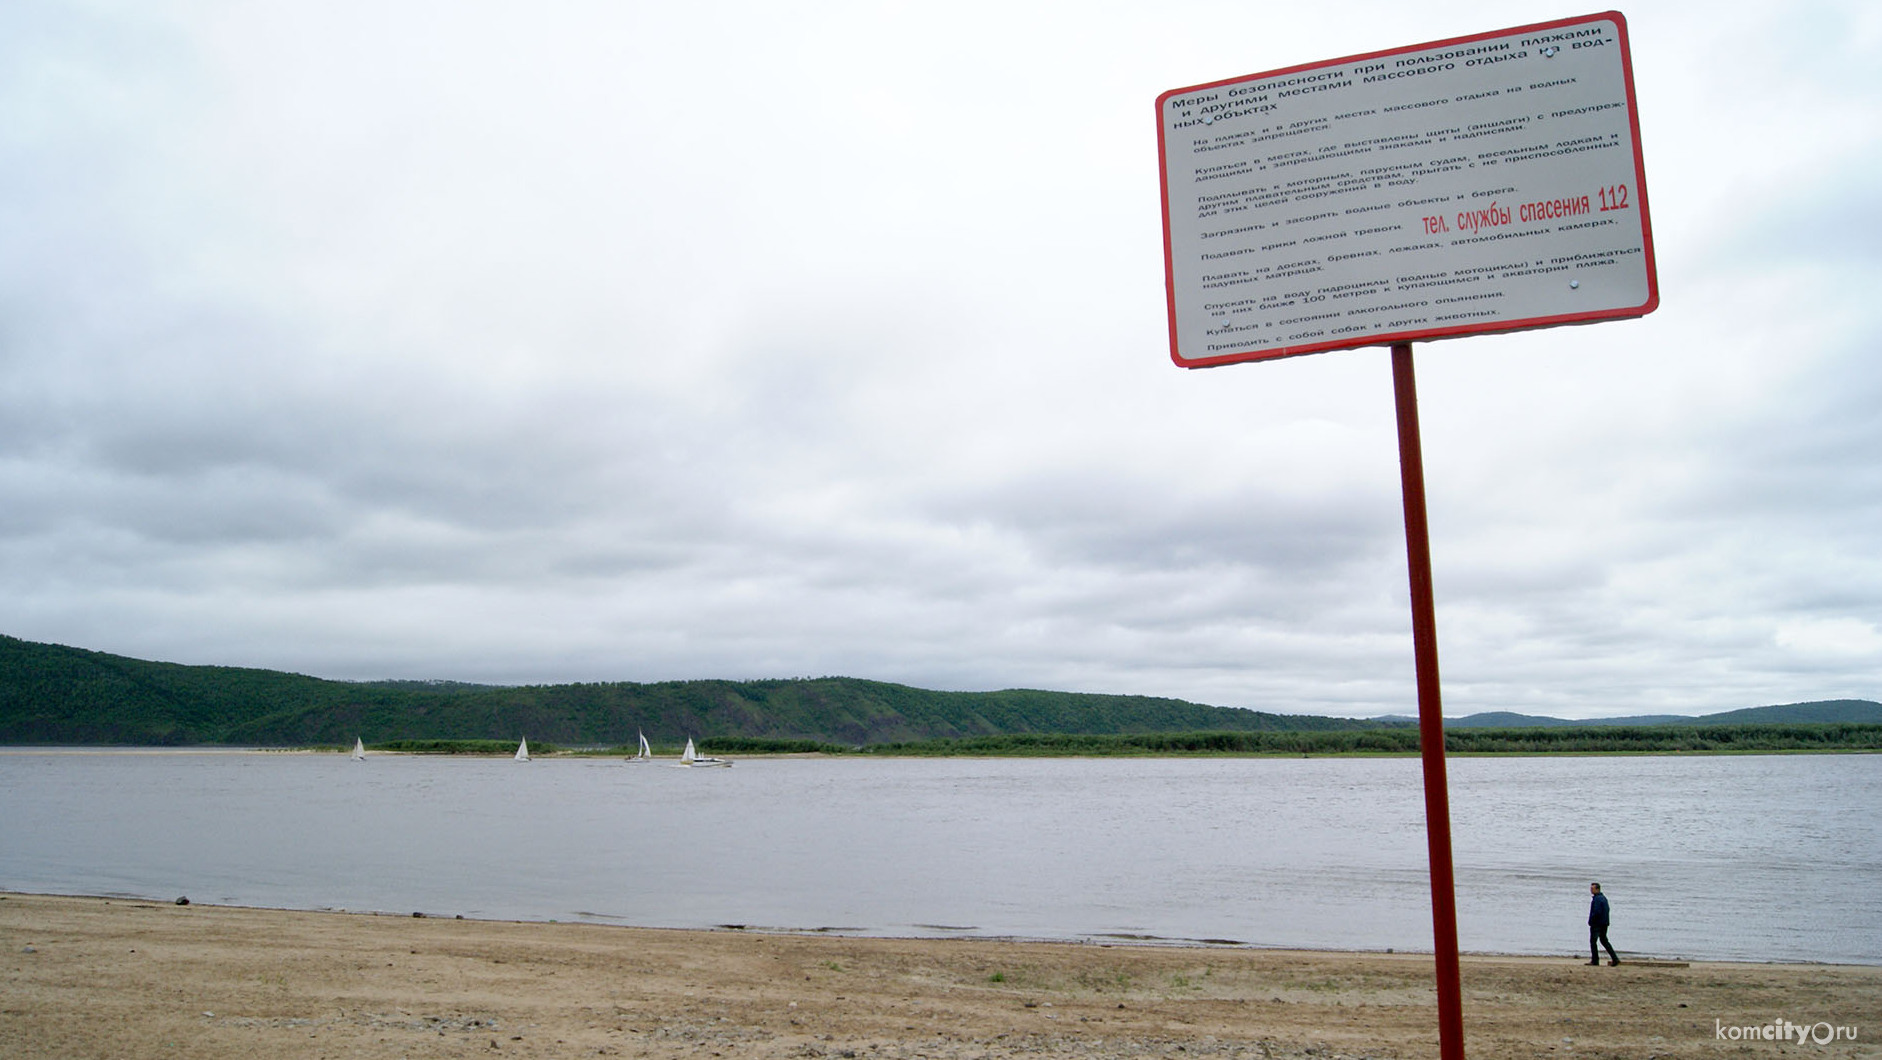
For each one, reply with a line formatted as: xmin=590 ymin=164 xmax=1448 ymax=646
xmin=515 ymin=738 xmax=530 ymax=762
xmin=672 ymin=736 xmax=730 ymax=768
xmin=633 ymin=731 xmax=652 ymax=761
xmin=352 ymin=737 xmax=366 ymax=760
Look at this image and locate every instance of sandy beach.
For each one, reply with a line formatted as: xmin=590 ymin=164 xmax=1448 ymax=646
xmin=2 ymin=892 xmax=1874 ymax=1059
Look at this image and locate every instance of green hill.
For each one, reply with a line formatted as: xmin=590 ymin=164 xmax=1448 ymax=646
xmin=1445 ymin=700 xmax=1882 ymax=727
xmin=1686 ymin=700 xmax=1882 ymax=725
xmin=0 ymin=634 xmax=1387 ymax=746
xmin=6 ymin=634 xmax=1876 ymax=752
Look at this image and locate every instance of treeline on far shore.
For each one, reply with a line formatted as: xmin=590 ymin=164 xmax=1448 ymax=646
xmin=372 ymin=739 xmax=564 ymax=755
xmin=355 ymin=723 xmax=1882 ymax=757
xmin=850 ymin=723 xmax=1882 ymax=756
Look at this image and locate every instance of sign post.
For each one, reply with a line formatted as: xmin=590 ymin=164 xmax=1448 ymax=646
xmin=1156 ymin=13 xmax=1658 ymax=1060
xmin=1390 ymin=340 xmax=1465 ymax=1058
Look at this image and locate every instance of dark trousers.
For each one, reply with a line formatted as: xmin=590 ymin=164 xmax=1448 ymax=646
xmin=1590 ymin=924 xmax=1617 ymax=962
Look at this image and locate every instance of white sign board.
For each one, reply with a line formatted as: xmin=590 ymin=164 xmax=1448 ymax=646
xmin=1158 ymin=11 xmax=1657 ymax=368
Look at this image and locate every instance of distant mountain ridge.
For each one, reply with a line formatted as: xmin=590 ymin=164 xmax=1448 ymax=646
xmin=3 ymin=634 xmax=1875 ymax=746
xmin=1432 ymin=701 xmax=1882 ymax=727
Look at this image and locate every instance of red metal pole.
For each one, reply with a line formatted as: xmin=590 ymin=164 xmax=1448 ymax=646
xmin=1389 ymin=341 xmax=1466 ymax=1060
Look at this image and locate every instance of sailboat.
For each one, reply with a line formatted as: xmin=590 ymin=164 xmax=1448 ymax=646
xmin=514 ymin=738 xmax=530 ymax=762
xmin=673 ymin=737 xmax=731 ymax=768
xmin=629 ymin=730 xmax=653 ymax=763
xmin=351 ymin=737 xmax=366 ymax=760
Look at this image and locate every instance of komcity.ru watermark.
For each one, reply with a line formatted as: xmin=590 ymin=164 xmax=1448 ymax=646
xmin=1716 ymin=1018 xmax=1860 ymax=1045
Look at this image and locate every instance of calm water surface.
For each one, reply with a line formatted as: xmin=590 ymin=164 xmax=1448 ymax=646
xmin=2 ymin=752 xmax=1875 ymax=964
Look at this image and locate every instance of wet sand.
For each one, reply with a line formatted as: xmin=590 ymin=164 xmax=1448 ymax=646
xmin=2 ymin=892 xmax=1875 ymax=1059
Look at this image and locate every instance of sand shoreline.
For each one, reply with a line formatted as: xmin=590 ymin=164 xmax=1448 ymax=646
xmin=0 ymin=886 xmax=1706 ymax=960
xmin=0 ymin=887 xmax=1769 ymax=962
xmin=4 ymin=892 xmax=1876 ymax=1059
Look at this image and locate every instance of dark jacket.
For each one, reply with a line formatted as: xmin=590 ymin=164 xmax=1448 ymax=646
xmin=1589 ymin=893 xmax=1610 ymax=928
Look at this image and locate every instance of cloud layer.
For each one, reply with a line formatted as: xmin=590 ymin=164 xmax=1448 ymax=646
xmin=3 ymin=1 xmax=1879 ymax=718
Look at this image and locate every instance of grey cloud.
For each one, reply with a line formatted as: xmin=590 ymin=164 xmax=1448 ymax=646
xmin=1 ymin=1 xmax=1878 ymax=719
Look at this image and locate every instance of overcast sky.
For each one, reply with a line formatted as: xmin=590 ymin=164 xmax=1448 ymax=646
xmin=2 ymin=1 xmax=1877 ymax=719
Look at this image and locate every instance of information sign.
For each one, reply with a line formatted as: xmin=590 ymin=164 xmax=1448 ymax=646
xmin=1158 ymin=11 xmax=1657 ymax=368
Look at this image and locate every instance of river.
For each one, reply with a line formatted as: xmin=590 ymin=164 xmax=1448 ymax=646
xmin=2 ymin=751 xmax=1875 ymax=963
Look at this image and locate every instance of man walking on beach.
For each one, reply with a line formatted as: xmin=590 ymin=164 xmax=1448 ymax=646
xmin=1588 ymin=882 xmax=1618 ymax=966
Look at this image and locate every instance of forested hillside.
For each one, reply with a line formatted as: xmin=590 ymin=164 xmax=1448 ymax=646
xmin=0 ymin=634 xmax=1384 ymax=745
xmin=8 ymin=635 xmax=1876 ymax=750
